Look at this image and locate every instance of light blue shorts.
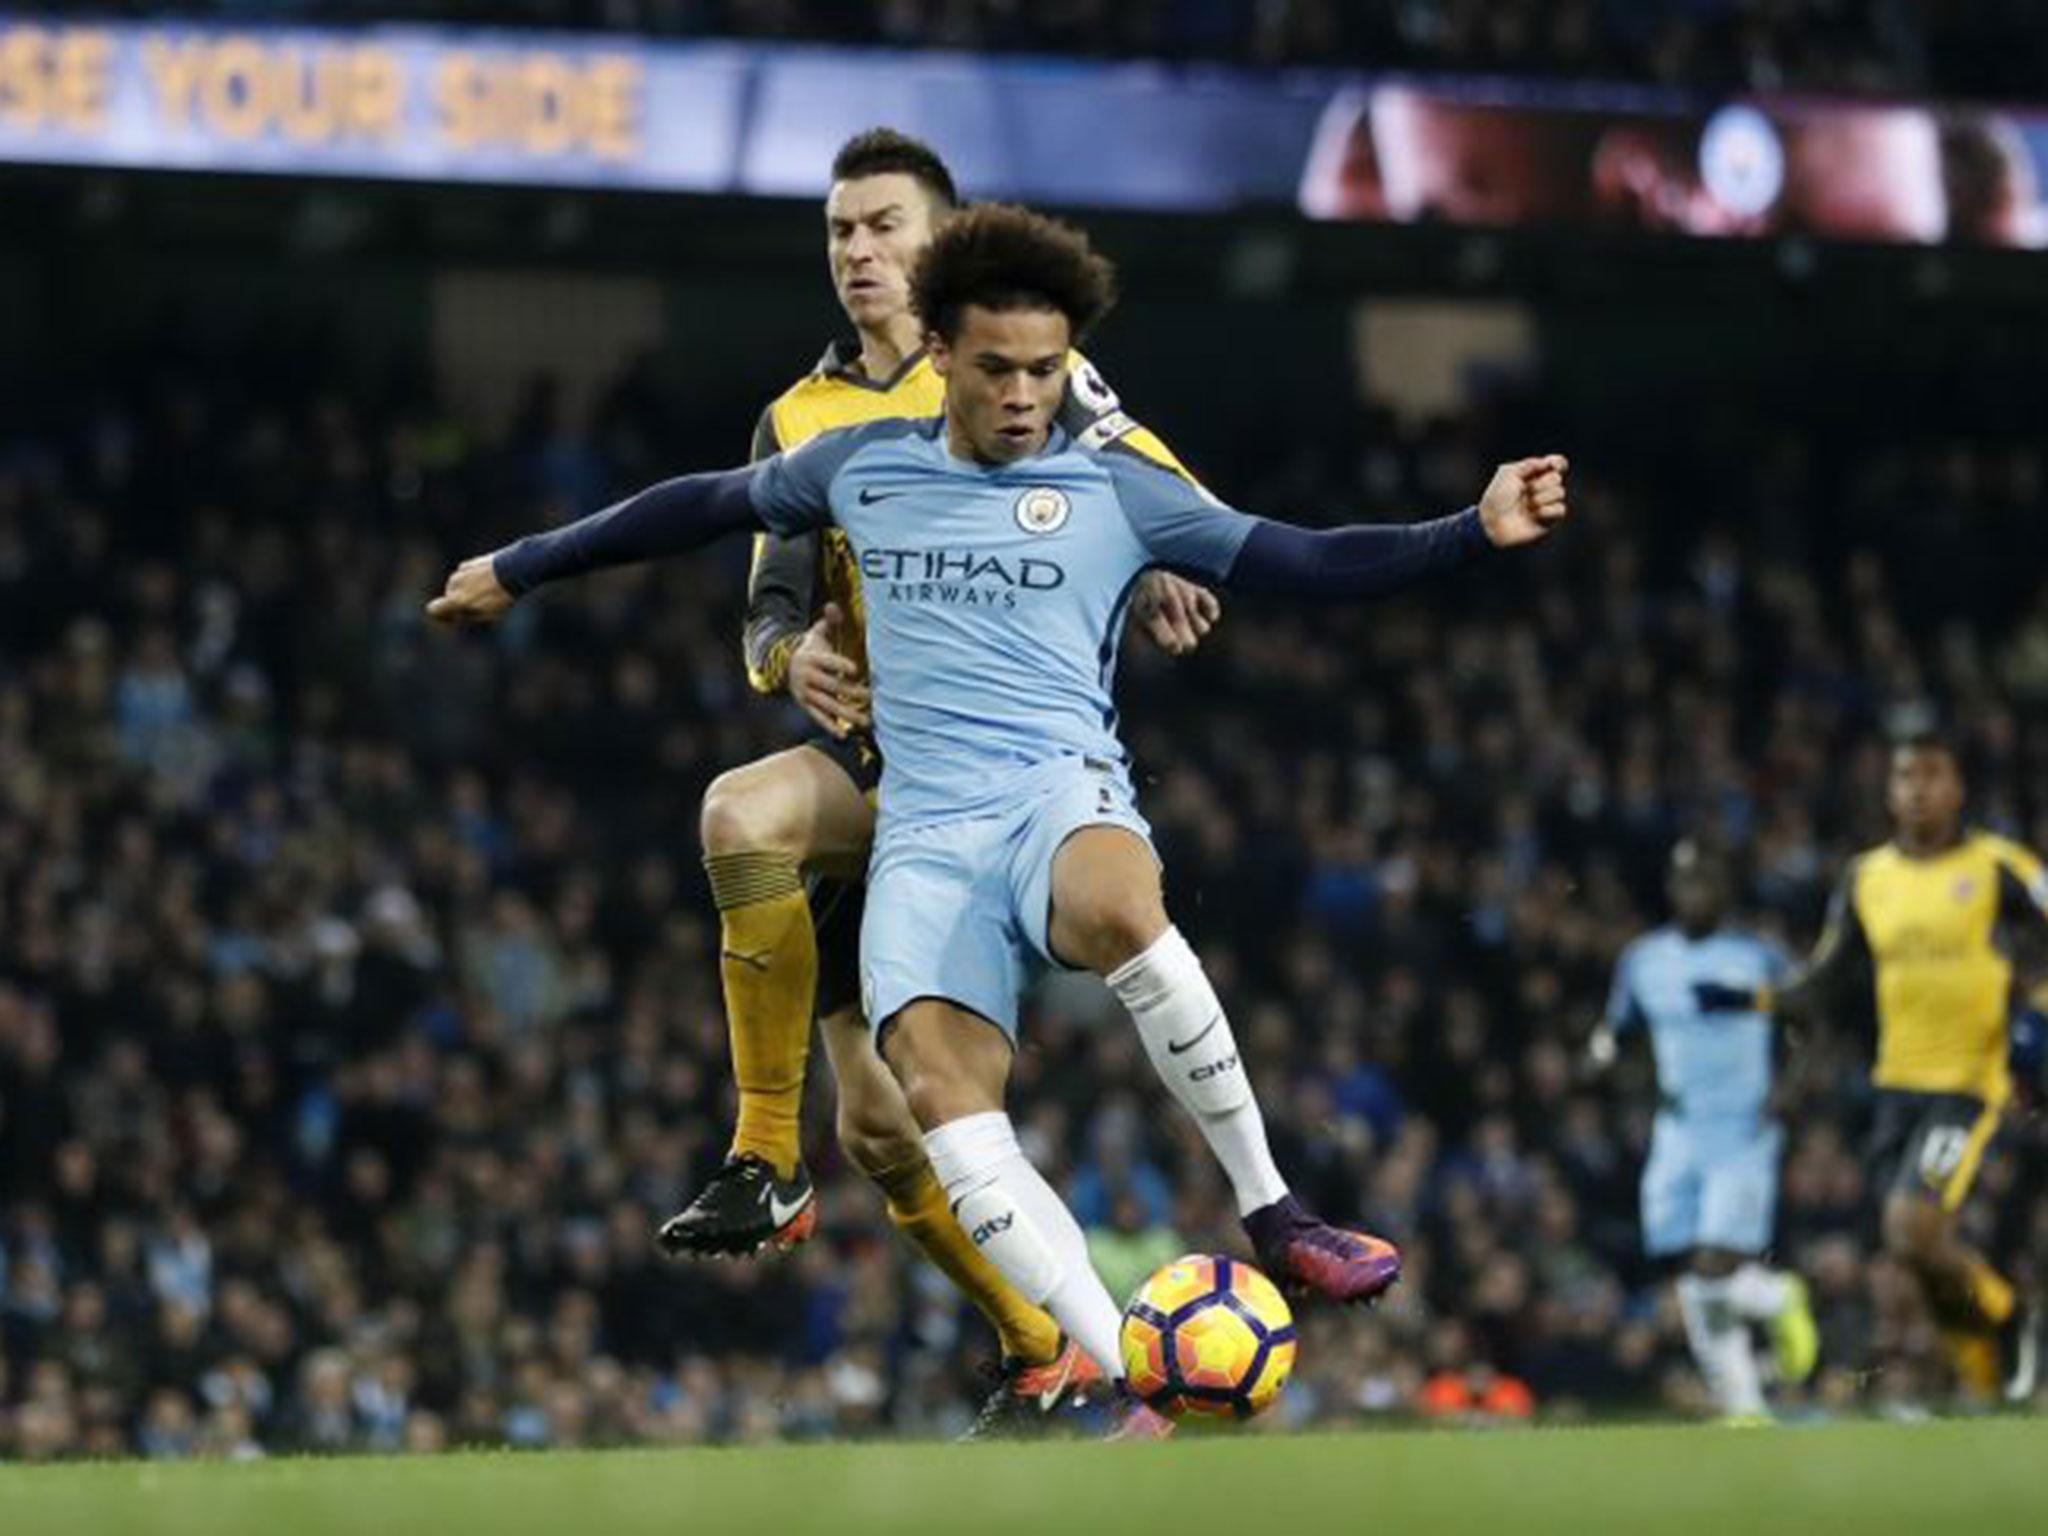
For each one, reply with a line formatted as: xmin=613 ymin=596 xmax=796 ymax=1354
xmin=860 ymin=756 xmax=1153 ymax=1039
xmin=1641 ymin=1115 xmax=1783 ymax=1258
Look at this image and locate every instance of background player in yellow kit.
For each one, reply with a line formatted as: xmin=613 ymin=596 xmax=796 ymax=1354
xmin=654 ymin=129 xmax=1218 ymax=1433
xmin=1697 ymin=726 xmax=2048 ymax=1401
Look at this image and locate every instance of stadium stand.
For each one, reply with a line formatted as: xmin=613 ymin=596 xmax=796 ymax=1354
xmin=71 ymin=1 xmax=2048 ymax=99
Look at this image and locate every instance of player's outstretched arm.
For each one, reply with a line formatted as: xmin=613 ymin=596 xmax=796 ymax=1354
xmin=1109 ymin=452 xmax=1568 ymax=604
xmin=1226 ymin=456 xmax=1570 ymax=598
xmin=425 ymin=466 xmax=764 ymax=624
xmin=420 ymin=450 xmax=838 ymax=627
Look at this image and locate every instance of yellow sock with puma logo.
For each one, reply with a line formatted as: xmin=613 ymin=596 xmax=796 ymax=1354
xmin=705 ymin=850 xmax=814 ymax=1178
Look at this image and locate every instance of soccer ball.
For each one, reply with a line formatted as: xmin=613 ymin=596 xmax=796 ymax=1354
xmin=1120 ymin=1254 xmax=1297 ymax=1421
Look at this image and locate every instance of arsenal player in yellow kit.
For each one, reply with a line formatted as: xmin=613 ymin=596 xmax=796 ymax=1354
xmin=1699 ymin=728 xmax=2048 ymax=1401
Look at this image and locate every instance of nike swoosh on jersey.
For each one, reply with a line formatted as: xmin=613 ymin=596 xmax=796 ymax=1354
xmin=857 ymin=487 xmax=902 ymax=504
xmin=1167 ymin=1013 xmax=1222 ymax=1055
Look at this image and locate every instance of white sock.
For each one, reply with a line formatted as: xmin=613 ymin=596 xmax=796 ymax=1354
xmin=1726 ymin=1262 xmax=1792 ymax=1321
xmin=1677 ymin=1274 xmax=1765 ymax=1416
xmin=923 ymin=1111 xmax=1127 ymax=1378
xmin=1106 ymin=927 xmax=1289 ymax=1217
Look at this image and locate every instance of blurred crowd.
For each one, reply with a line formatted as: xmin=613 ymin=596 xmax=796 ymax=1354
xmin=2 ymin=341 xmax=2047 ymax=1462
xmin=108 ymin=1 xmax=2048 ymax=99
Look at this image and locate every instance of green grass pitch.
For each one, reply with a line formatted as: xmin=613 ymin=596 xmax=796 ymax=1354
xmin=4 ymin=1419 xmax=2044 ymax=1536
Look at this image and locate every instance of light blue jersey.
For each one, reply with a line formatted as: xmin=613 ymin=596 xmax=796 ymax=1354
xmin=744 ymin=415 xmax=1254 ymax=1034
xmin=1607 ymin=927 xmax=1788 ymax=1125
xmin=1608 ymin=926 xmax=1791 ymax=1257
xmin=748 ymin=416 xmax=1253 ymax=832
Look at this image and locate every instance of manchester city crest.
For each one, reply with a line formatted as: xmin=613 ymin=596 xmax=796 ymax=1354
xmin=1014 ymin=486 xmax=1071 ymax=535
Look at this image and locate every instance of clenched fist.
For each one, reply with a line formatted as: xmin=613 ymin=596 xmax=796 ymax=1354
xmin=425 ymin=556 xmax=514 ymax=626
xmin=1477 ymin=455 xmax=1570 ymax=549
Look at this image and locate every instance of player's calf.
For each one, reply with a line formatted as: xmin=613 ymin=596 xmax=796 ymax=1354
xmin=923 ymin=1112 xmax=1129 ymax=1384
xmin=1886 ymin=1194 xmax=2015 ymax=1330
xmin=699 ymin=753 xmax=844 ymax=1193
xmin=1676 ymin=1269 xmax=1767 ymax=1418
xmin=885 ymin=1001 xmax=1134 ymax=1382
xmin=835 ymin=1097 xmax=926 ymax=1186
xmin=1107 ymin=926 xmax=1402 ymax=1305
xmin=828 ymin=1005 xmax=1070 ymax=1375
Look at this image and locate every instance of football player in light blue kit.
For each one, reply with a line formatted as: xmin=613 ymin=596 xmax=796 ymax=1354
xmin=430 ymin=204 xmax=1571 ymax=1430
xmin=1592 ymin=839 xmax=1819 ymax=1419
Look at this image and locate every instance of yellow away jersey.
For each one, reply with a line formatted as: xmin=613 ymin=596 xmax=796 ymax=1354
xmin=744 ymin=346 xmax=939 ymax=690
xmin=742 ymin=343 xmax=1196 ymax=694
xmin=1847 ymin=831 xmax=2048 ymax=1103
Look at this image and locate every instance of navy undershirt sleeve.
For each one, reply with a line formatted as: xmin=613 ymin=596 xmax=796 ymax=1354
xmin=1226 ymin=506 xmax=1490 ymax=597
xmin=492 ymin=466 xmax=762 ymax=597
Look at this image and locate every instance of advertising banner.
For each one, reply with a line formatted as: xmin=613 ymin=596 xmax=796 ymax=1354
xmin=1299 ymin=80 xmax=2048 ymax=248
xmin=0 ymin=17 xmax=2041 ymax=248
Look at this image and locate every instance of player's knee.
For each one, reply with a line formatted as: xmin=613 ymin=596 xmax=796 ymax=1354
xmin=880 ymin=1006 xmax=1009 ymax=1129
xmin=1065 ymin=893 xmax=1168 ymax=975
xmin=897 ymin=1073 xmax=965 ymax=1136
xmin=1691 ymin=1248 xmax=1740 ymax=1280
xmin=879 ymin=1027 xmax=944 ymax=1130
xmin=889 ymin=1049 xmax=996 ymax=1133
xmin=1883 ymin=1197 xmax=1940 ymax=1263
xmin=700 ymin=764 xmax=798 ymax=857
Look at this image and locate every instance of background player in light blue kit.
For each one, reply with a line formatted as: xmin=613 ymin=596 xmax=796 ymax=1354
xmin=430 ymin=204 xmax=1571 ymax=1430
xmin=1591 ymin=840 xmax=1819 ymax=1419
